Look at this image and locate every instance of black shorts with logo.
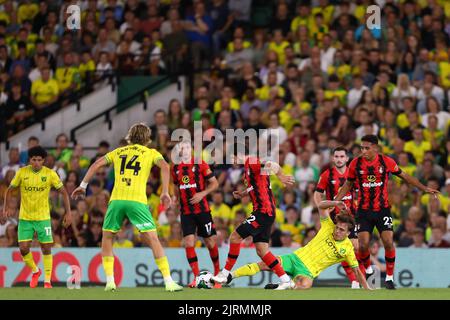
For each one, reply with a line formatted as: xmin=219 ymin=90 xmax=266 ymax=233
xmin=355 ymin=208 xmax=393 ymax=234
xmin=181 ymin=211 xmax=216 ymax=238
xmin=235 ymin=211 xmax=275 ymax=243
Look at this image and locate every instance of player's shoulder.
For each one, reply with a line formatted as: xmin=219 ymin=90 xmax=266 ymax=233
xmin=16 ymin=165 xmax=29 ymax=173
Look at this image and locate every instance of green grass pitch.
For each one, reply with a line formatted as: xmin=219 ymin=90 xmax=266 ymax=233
xmin=1 ymin=287 xmax=450 ymax=300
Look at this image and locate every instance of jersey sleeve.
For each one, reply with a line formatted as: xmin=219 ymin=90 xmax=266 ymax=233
xmin=384 ymin=155 xmax=402 ymax=176
xmin=104 ymin=150 xmax=115 ymax=165
xmin=345 ymin=247 xmax=359 ymax=269
xmin=315 ymin=170 xmax=329 ymax=193
xmin=201 ymin=161 xmax=214 ymax=180
xmin=347 ymin=159 xmax=357 ymax=181
xmin=51 ymin=170 xmax=64 ymax=190
xmin=151 ymin=149 xmax=164 ymax=166
xmin=319 ymin=214 xmax=335 ymax=230
xmin=10 ymin=169 xmax=21 ymax=187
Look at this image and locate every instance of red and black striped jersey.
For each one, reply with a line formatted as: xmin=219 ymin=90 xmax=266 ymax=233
xmin=172 ymin=159 xmax=214 ymax=215
xmin=315 ymin=166 xmax=356 ymax=216
xmin=347 ymin=154 xmax=402 ymax=212
xmin=244 ymin=157 xmax=276 ymax=216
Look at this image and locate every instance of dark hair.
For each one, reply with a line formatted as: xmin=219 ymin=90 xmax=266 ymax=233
xmin=28 ymin=136 xmax=39 ymax=142
xmin=333 ymin=146 xmax=348 ymax=155
xmin=336 ymin=213 xmax=355 ymax=230
xmin=361 ymin=134 xmax=378 ymax=145
xmin=99 ymin=140 xmax=110 ymax=148
xmin=28 ymin=146 xmax=47 ymax=159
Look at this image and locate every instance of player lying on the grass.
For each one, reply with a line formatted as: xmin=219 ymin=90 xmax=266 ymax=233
xmin=228 ymin=200 xmax=372 ymax=290
xmin=2 ymin=146 xmax=72 ymax=289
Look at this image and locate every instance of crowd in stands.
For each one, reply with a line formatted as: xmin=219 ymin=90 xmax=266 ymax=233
xmin=1 ymin=0 xmax=450 ymax=251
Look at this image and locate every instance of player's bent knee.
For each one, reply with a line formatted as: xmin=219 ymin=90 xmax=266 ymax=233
xmin=230 ymin=231 xmax=242 ymax=243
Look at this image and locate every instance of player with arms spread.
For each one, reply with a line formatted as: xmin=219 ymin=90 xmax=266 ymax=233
xmin=212 ymin=143 xmax=296 ymax=290
xmin=229 ymin=200 xmax=371 ymax=290
xmin=313 ymin=146 xmax=360 ymax=288
xmin=2 ymin=146 xmax=72 ymax=289
xmin=335 ymin=135 xmax=439 ymax=289
xmin=171 ymin=140 xmax=221 ymax=287
xmin=72 ymin=123 xmax=182 ymax=292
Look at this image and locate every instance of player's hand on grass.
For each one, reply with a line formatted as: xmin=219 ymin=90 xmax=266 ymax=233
xmin=161 ymin=192 xmax=172 ymax=207
xmin=190 ymin=191 xmax=207 ymax=204
xmin=71 ymin=187 xmax=86 ymax=200
xmin=279 ymin=174 xmax=295 ymax=187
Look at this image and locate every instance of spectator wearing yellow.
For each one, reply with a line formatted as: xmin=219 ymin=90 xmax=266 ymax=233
xmin=79 ymin=51 xmax=96 ymax=82
xmin=113 ymin=229 xmax=134 ymax=248
xmin=55 ymin=52 xmax=81 ymax=106
xmin=404 ymin=127 xmax=431 ymax=164
xmin=396 ymin=97 xmax=420 ymax=129
xmin=280 ymin=206 xmax=305 ymax=245
xmin=226 ymin=26 xmax=251 ymax=53
xmin=30 ymin=66 xmax=59 ymax=115
xmin=395 ymin=152 xmax=417 ymax=185
xmin=324 ymin=74 xmax=347 ymax=105
xmin=311 ymin=0 xmax=335 ymax=25
xmin=268 ymin=29 xmax=289 ymax=65
xmin=309 ymin=13 xmax=329 ymax=45
xmin=8 ymin=27 xmax=36 ymax=58
xmin=423 ymin=115 xmax=445 ymax=151
xmin=210 ymin=191 xmax=231 ymax=223
xmin=17 ymin=0 xmax=39 ymax=24
xmin=256 ymin=71 xmax=285 ymax=101
xmin=213 ymin=86 xmax=240 ymax=113
xmin=291 ymin=3 xmax=313 ymax=33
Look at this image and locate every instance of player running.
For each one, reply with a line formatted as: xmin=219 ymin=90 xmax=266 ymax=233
xmin=171 ymin=141 xmax=221 ymax=288
xmin=2 ymin=146 xmax=72 ymax=289
xmin=313 ymin=146 xmax=360 ymax=289
xmin=211 ymin=144 xmax=296 ymax=290
xmin=228 ymin=200 xmax=371 ymax=290
xmin=335 ymin=135 xmax=439 ymax=290
xmin=71 ymin=123 xmax=182 ymax=292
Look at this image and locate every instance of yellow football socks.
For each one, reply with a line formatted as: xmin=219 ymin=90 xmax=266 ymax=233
xmin=102 ymin=256 xmax=115 ymax=283
xmin=22 ymin=252 xmax=38 ymax=273
xmin=42 ymin=254 xmax=53 ymax=282
xmin=233 ymin=263 xmax=261 ymax=278
xmin=155 ymin=256 xmax=173 ymax=282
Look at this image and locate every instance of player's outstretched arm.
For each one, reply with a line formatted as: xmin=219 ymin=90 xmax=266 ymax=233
xmin=155 ymin=158 xmax=172 ymax=207
xmin=334 ymin=180 xmax=354 ymax=201
xmin=263 ymin=161 xmax=295 ymax=187
xmin=397 ymin=171 xmax=440 ymax=196
xmin=313 ymin=191 xmax=325 ymax=208
xmin=71 ymin=156 xmax=108 ymax=200
xmin=353 ymin=267 xmax=373 ymax=290
xmin=58 ymin=187 xmax=73 ymax=228
xmin=318 ymin=200 xmax=347 ymax=219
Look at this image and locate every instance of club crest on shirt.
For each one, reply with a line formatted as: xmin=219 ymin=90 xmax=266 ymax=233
xmin=340 ymin=248 xmax=346 ymax=255
xmin=367 ymin=175 xmax=376 ymax=182
xmin=41 ymin=177 xmax=47 ymax=182
xmin=182 ymin=175 xmax=190 ymax=184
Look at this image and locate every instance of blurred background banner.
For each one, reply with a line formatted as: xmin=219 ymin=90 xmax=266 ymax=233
xmin=0 ymin=248 xmax=449 ymax=288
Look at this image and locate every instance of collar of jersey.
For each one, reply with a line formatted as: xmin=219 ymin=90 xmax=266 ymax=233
xmin=30 ymin=167 xmax=43 ymax=174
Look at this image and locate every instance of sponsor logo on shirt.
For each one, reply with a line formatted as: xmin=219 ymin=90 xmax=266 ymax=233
xmin=180 ymin=183 xmax=197 ymax=190
xmin=24 ymin=186 xmax=46 ymax=192
xmin=325 ymin=238 xmax=344 ymax=259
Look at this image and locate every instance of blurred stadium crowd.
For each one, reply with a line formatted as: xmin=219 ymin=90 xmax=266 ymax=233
xmin=0 ymin=0 xmax=450 ymax=251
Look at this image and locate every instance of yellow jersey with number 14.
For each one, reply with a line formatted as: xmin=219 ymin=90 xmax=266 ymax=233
xmin=105 ymin=144 xmax=164 ymax=204
xmin=294 ymin=216 xmax=358 ymax=278
xmin=10 ymin=166 xmax=63 ymax=221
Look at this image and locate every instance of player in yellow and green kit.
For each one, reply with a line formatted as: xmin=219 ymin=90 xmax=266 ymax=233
xmin=2 ymin=146 xmax=72 ymax=289
xmin=228 ymin=200 xmax=372 ymax=290
xmin=71 ymin=123 xmax=183 ymax=292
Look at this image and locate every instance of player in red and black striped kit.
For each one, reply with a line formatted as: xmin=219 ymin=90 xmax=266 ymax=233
xmin=335 ymin=135 xmax=439 ymax=290
xmin=171 ymin=141 xmax=220 ymax=288
xmin=313 ymin=146 xmax=360 ymax=289
xmin=212 ymin=144 xmax=296 ymax=290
